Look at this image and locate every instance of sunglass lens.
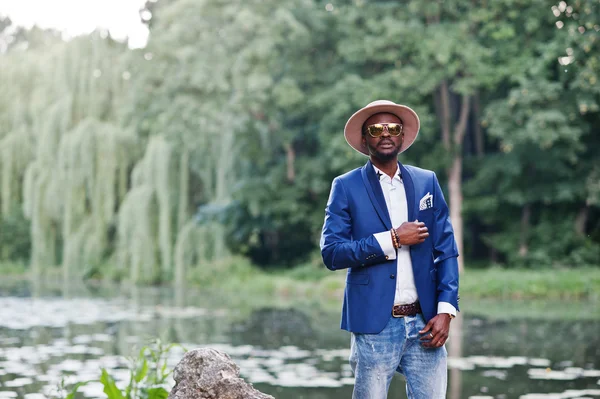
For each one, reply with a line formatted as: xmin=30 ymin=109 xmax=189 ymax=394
xmin=368 ymin=124 xmax=384 ymax=137
xmin=388 ymin=124 xmax=402 ymax=135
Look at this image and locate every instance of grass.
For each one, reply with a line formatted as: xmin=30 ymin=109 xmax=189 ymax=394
xmin=460 ymin=267 xmax=600 ymax=300
xmin=2 ymin=260 xmax=599 ymax=305
xmin=204 ymin=262 xmax=600 ymax=319
xmin=460 ymin=297 xmax=600 ymax=320
xmin=1 ymin=260 xmax=598 ymax=321
xmin=260 ymin=263 xmax=600 ymax=302
xmin=0 ymin=261 xmax=28 ymax=276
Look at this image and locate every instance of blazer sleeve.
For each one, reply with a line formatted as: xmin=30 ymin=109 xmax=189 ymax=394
xmin=320 ymin=177 xmax=388 ymax=270
xmin=432 ymin=172 xmax=460 ymax=309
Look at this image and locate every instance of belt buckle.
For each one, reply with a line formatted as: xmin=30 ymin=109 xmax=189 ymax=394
xmin=392 ymin=307 xmax=405 ymax=318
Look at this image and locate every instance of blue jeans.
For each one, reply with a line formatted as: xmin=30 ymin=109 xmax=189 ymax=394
xmin=349 ymin=314 xmax=447 ymax=399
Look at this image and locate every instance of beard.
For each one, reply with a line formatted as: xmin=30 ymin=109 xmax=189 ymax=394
xmin=367 ymin=142 xmax=401 ymax=162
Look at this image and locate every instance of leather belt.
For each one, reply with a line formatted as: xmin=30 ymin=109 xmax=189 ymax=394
xmin=392 ymin=301 xmax=421 ymax=318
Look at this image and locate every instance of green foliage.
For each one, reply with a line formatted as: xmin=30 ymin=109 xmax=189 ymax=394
xmin=460 ymin=267 xmax=600 ymax=301
xmin=100 ymin=370 xmax=126 ymax=399
xmin=64 ymin=340 xmax=180 ymax=399
xmin=185 ymin=255 xmax=257 ymax=286
xmin=0 ymin=0 xmax=599 ymax=277
xmin=0 ymin=208 xmax=31 ymax=261
xmin=0 ymin=261 xmax=28 ymax=276
xmin=64 ymin=381 xmax=91 ymax=399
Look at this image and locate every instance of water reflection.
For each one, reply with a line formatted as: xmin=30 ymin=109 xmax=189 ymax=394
xmin=0 ymin=279 xmax=599 ymax=398
xmin=231 ymin=308 xmax=315 ymax=349
xmin=449 ymin=314 xmax=463 ymax=399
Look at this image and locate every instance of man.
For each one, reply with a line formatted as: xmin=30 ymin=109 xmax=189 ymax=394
xmin=320 ymin=100 xmax=460 ymax=398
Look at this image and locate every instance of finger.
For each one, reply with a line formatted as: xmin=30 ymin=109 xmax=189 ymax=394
xmin=422 ymin=340 xmax=444 ymax=348
xmin=430 ymin=326 xmax=449 ymax=346
xmin=418 ymin=226 xmax=428 ymax=232
xmin=433 ymin=334 xmax=448 ymax=347
xmin=415 ymin=222 xmax=426 ymax=227
xmin=431 ymin=333 xmax=445 ymax=347
xmin=419 ymin=331 xmax=434 ymax=341
xmin=421 ymin=334 xmax=437 ymax=347
xmin=410 ymin=235 xmax=425 ymax=243
xmin=422 ymin=332 xmax=446 ymax=348
xmin=419 ymin=232 xmax=429 ymax=238
xmin=419 ymin=321 xmax=433 ymax=334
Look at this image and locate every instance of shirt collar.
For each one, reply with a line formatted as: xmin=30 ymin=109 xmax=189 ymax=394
xmin=372 ymin=164 xmax=402 ymax=182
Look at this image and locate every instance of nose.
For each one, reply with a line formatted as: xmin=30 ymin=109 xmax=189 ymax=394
xmin=380 ymin=125 xmax=391 ymax=137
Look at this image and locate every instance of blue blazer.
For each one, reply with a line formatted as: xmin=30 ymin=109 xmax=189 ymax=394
xmin=320 ymin=160 xmax=459 ymax=334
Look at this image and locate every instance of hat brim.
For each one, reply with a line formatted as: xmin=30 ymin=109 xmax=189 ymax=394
xmin=344 ymin=103 xmax=420 ymax=156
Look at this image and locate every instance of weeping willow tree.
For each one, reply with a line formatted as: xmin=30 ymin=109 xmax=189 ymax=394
xmin=0 ymin=128 xmax=34 ymax=217
xmin=118 ymin=0 xmax=297 ymax=283
xmin=3 ymin=1 xmax=319 ymax=283
xmin=1 ymin=25 xmax=234 ymax=283
xmin=117 ymin=186 xmax=159 ymax=283
xmin=2 ymin=31 xmax=138 ymax=277
xmin=0 ymin=40 xmax=42 ymax=220
xmin=57 ymin=120 xmax=137 ymax=280
xmin=116 ymin=135 xmax=176 ymax=283
xmin=23 ymin=97 xmax=77 ymax=271
xmin=23 ymin=113 xmax=138 ymax=278
xmin=173 ymin=220 xmax=221 ymax=287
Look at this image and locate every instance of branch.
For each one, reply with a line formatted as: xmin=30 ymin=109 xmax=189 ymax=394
xmin=453 ymin=94 xmax=471 ymax=146
xmin=439 ymin=80 xmax=452 ymax=150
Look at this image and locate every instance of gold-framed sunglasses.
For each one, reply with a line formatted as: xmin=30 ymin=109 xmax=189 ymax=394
xmin=365 ymin=123 xmax=403 ymax=138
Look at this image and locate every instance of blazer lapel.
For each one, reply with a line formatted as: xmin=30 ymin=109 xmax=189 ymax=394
xmin=361 ymin=161 xmax=392 ymax=230
xmin=399 ymin=162 xmax=416 ymax=222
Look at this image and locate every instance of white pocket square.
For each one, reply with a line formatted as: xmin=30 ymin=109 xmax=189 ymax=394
xmin=419 ymin=192 xmax=433 ymax=211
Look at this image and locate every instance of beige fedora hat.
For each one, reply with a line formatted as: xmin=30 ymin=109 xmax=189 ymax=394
xmin=344 ymin=100 xmax=420 ymax=156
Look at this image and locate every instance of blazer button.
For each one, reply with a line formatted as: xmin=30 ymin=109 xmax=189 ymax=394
xmin=385 ymin=255 xmax=389 ymax=260
xmin=390 ymin=274 xmax=395 ymax=279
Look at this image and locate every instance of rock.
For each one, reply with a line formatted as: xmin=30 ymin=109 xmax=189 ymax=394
xmin=168 ymin=347 xmax=274 ymax=399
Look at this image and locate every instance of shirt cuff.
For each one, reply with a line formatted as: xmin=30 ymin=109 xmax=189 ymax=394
xmin=437 ymin=302 xmax=457 ymax=316
xmin=373 ymin=231 xmax=397 ymax=260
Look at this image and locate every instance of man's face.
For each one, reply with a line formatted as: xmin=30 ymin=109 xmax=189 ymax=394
xmin=362 ymin=113 xmax=404 ymax=162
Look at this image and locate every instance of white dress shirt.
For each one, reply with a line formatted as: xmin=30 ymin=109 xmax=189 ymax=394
xmin=372 ymin=165 xmax=456 ymax=316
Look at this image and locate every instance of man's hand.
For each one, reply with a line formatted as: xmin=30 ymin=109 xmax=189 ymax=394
xmin=395 ymin=221 xmax=429 ymax=246
xmin=419 ymin=314 xmax=452 ymax=348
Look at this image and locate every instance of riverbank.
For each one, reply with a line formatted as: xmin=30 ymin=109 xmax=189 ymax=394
xmin=1 ymin=259 xmax=599 ymax=303
xmin=288 ymin=264 xmax=600 ymax=300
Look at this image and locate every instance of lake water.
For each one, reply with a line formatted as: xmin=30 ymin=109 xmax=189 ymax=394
xmin=0 ymin=279 xmax=599 ymax=398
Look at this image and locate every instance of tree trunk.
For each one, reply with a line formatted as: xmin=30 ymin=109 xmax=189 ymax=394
xmin=439 ymin=80 xmax=452 ymax=149
xmin=435 ymin=85 xmax=470 ymax=274
xmin=518 ymin=204 xmax=531 ymax=257
xmin=490 ymin=246 xmax=498 ymax=264
xmin=449 ymin=94 xmax=470 ymax=274
xmin=177 ymin=149 xmax=190 ymax=232
xmin=285 ymin=142 xmax=295 ymax=183
xmin=575 ymin=205 xmax=589 ymax=236
xmin=448 ymin=156 xmax=464 ymax=273
xmin=473 ymin=92 xmax=484 ymax=157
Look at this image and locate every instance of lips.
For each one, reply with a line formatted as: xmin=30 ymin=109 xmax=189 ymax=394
xmin=379 ymin=141 xmax=394 ymax=148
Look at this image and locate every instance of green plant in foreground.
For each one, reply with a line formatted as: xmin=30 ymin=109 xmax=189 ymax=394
xmin=65 ymin=340 xmax=185 ymax=399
